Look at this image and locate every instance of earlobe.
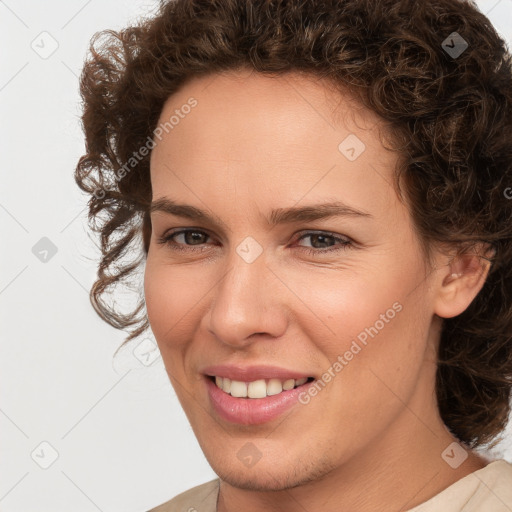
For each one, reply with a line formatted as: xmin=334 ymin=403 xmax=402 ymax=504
xmin=433 ymin=244 xmax=494 ymax=319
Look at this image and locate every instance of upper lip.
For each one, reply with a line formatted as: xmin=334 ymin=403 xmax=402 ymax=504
xmin=201 ymin=364 xmax=313 ymax=382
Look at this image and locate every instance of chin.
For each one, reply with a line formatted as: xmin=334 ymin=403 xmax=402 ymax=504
xmin=208 ymin=453 xmax=339 ymax=492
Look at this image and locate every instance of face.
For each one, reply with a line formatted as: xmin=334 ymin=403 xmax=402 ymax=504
xmin=144 ymin=68 xmax=441 ymax=490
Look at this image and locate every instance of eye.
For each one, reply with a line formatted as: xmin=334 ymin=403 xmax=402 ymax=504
xmin=156 ymin=229 xmax=214 ymax=253
xmin=293 ymin=231 xmax=353 ymax=256
xmin=156 ymin=228 xmax=354 ymax=256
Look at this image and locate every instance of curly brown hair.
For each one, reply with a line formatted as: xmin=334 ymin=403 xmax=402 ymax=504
xmin=75 ymin=0 xmax=512 ymax=450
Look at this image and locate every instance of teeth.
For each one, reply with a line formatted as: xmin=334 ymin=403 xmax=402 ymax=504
xmin=248 ymin=379 xmax=267 ymax=398
xmin=267 ymin=378 xmax=283 ymax=396
xmin=230 ymin=380 xmax=247 ymax=397
xmin=222 ymin=377 xmax=231 ymax=394
xmin=213 ymin=376 xmax=310 ymax=398
xmin=282 ymin=379 xmax=295 ymax=390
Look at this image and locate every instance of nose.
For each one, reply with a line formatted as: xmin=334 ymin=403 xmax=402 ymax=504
xmin=206 ymin=247 xmax=288 ymax=349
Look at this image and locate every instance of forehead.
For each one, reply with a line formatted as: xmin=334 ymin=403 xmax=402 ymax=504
xmin=149 ymin=68 xmax=401 ymax=222
xmin=158 ymin=67 xmax=383 ymax=139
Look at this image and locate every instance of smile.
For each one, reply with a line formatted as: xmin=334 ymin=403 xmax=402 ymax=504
xmin=204 ymin=374 xmax=316 ymax=425
xmin=211 ymin=376 xmax=313 ymax=398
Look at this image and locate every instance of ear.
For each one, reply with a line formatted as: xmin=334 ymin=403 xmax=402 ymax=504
xmin=433 ymin=243 xmax=495 ymax=319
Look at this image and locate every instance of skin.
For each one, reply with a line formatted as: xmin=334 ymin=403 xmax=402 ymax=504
xmin=144 ymin=67 xmax=492 ymax=512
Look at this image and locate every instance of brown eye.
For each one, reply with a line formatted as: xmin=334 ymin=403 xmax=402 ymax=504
xmin=157 ymin=229 xmax=213 ymax=252
xmin=294 ymin=231 xmax=353 ymax=256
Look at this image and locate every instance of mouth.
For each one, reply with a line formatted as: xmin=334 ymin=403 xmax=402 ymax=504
xmin=203 ymin=373 xmax=317 ymax=425
xmin=207 ymin=375 xmax=315 ymax=399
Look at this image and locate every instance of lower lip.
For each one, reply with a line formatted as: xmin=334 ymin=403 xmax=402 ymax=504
xmin=205 ymin=376 xmax=313 ymax=425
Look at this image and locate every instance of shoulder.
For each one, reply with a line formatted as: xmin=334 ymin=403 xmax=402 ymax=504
xmin=147 ymin=478 xmax=220 ymax=512
xmin=408 ymin=459 xmax=512 ymax=512
xmin=468 ymin=459 xmax=512 ymax=510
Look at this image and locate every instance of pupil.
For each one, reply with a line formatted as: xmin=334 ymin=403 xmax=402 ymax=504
xmin=312 ymin=234 xmax=332 ymax=248
xmin=186 ymin=232 xmax=205 ymax=245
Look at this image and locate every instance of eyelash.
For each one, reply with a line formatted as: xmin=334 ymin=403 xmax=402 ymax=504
xmin=156 ymin=229 xmax=353 ymax=256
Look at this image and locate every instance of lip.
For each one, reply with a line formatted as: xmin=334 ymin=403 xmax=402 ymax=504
xmin=204 ymin=375 xmax=314 ymax=425
xmin=200 ymin=364 xmax=313 ymax=382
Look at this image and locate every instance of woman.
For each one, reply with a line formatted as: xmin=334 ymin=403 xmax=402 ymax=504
xmin=75 ymin=0 xmax=512 ymax=510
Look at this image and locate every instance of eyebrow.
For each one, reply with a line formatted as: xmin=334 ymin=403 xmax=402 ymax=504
xmin=149 ymin=197 xmax=373 ymax=229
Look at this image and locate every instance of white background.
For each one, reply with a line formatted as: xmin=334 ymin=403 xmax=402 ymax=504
xmin=1 ymin=1 xmax=512 ymax=510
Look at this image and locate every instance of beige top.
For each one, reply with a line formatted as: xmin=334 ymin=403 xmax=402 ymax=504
xmin=147 ymin=459 xmax=512 ymax=511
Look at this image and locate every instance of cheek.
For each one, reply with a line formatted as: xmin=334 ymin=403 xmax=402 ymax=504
xmin=286 ymin=264 xmax=410 ymax=354
xmin=143 ymin=259 xmax=205 ymax=350
xmin=294 ymin=263 xmax=430 ymax=401
xmin=325 ymin=283 xmax=430 ymax=421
